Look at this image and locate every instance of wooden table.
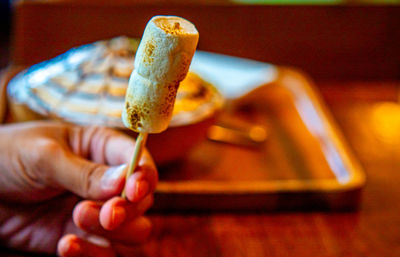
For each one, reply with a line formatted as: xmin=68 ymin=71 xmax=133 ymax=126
xmin=2 ymin=81 xmax=399 ymax=256
xmin=2 ymin=2 xmax=400 ymax=255
xmin=142 ymin=82 xmax=400 ymax=257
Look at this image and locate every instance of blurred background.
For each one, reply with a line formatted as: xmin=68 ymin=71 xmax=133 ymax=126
xmin=0 ymin=0 xmax=10 ymax=68
xmin=1 ymin=1 xmax=400 ymax=256
xmin=0 ymin=0 xmax=399 ymax=81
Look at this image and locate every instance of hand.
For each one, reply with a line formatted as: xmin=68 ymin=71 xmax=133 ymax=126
xmin=0 ymin=121 xmax=158 ymax=256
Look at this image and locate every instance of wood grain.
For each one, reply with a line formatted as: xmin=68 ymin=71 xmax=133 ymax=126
xmin=1 ymin=82 xmax=399 ymax=257
xmin=11 ymin=1 xmax=400 ymax=80
xmin=136 ymin=82 xmax=400 ymax=257
xmin=2 ymin=1 xmax=400 ymax=255
xmin=154 ymin=68 xmax=364 ymax=211
xmin=0 ymin=65 xmax=364 ymax=211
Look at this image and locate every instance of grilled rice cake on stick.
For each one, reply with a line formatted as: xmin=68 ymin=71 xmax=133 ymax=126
xmin=121 ymin=16 xmax=199 ymax=198
xmin=122 ymin=16 xmax=199 ymax=133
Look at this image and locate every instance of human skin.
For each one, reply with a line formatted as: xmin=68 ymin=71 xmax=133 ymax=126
xmin=0 ymin=121 xmax=158 ymax=257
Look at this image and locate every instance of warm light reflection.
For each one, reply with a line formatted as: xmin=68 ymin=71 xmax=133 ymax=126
xmin=249 ymin=126 xmax=267 ymax=142
xmin=370 ymin=102 xmax=400 ymax=145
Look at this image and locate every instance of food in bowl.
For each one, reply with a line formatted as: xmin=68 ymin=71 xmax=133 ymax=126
xmin=7 ymin=36 xmax=223 ymax=163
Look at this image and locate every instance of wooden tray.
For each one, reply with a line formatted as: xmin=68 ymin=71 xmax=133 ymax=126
xmin=5 ymin=0 xmax=366 ymax=212
xmin=153 ymin=67 xmax=365 ymax=211
xmin=1 ymin=65 xmax=365 ymax=212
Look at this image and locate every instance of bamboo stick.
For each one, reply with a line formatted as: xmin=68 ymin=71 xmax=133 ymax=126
xmin=121 ymin=132 xmax=148 ymax=199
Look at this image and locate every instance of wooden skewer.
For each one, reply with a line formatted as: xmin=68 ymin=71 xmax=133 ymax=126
xmin=121 ymin=132 xmax=148 ymax=199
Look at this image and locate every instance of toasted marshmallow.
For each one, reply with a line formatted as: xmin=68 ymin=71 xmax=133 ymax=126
xmin=122 ymin=16 xmax=199 ymax=133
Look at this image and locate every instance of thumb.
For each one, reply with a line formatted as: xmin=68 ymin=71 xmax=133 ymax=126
xmin=49 ymin=150 xmax=127 ymax=200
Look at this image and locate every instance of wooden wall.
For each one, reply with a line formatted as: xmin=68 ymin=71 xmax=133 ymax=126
xmin=11 ymin=1 xmax=400 ymax=80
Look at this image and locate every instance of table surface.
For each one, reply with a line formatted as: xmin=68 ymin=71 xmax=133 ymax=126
xmin=144 ymin=82 xmax=400 ymax=257
xmin=1 ymin=81 xmax=399 ymax=256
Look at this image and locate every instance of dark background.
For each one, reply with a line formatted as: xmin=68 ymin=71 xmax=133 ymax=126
xmin=2 ymin=1 xmax=400 ymax=81
xmin=0 ymin=0 xmax=10 ymax=68
xmin=1 ymin=2 xmax=400 ymax=257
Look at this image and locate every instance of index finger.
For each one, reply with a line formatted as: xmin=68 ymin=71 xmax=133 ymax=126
xmin=68 ymin=126 xmax=155 ymax=168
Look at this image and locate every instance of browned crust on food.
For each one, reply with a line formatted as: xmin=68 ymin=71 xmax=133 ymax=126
xmin=176 ymin=54 xmax=190 ymax=81
xmin=125 ymin=102 xmax=142 ymax=129
xmin=159 ymin=22 xmax=183 ymax=35
xmin=143 ymin=40 xmax=155 ymax=64
xmin=159 ymin=81 xmax=179 ymax=115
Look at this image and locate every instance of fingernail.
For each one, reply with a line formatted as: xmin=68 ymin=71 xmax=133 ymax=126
xmin=101 ymin=164 xmax=127 ymax=190
xmin=87 ymin=235 xmax=111 ymax=248
xmin=68 ymin=240 xmax=81 ymax=256
xmin=81 ymin=205 xmax=99 ymax=231
xmin=110 ymin=206 xmax=126 ymax=229
xmin=135 ymin=180 xmax=150 ymax=200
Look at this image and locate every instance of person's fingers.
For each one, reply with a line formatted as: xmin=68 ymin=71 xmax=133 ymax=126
xmin=73 ymin=200 xmax=152 ymax=245
xmin=72 ymin=201 xmax=103 ymax=231
xmin=124 ymin=165 xmax=158 ymax=202
xmin=99 ymin=196 xmax=153 ymax=230
xmin=46 ymin=146 xmax=128 ymax=199
xmin=46 ymin=149 xmax=157 ymax=201
xmin=57 ymin=234 xmax=116 ymax=257
xmin=68 ymin=126 xmax=155 ymax=168
xmin=58 ymin=125 xmax=158 ymax=200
